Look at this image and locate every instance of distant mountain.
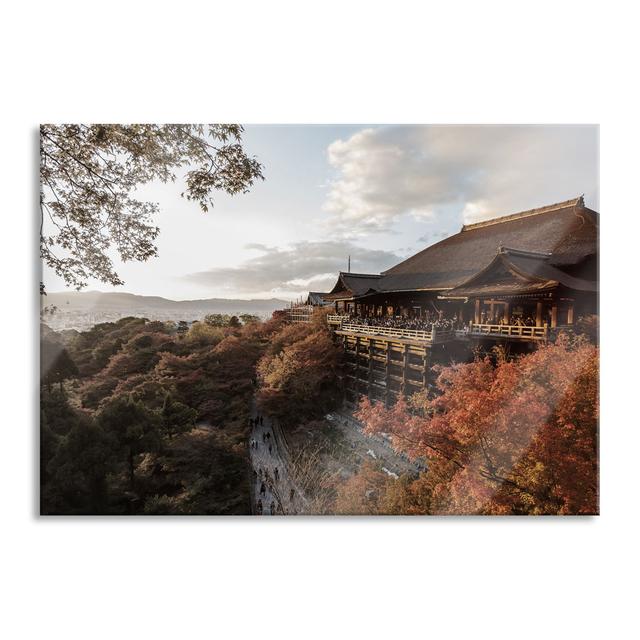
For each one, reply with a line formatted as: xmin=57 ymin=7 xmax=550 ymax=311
xmin=44 ymin=291 xmax=289 ymax=314
xmin=42 ymin=291 xmax=293 ymax=331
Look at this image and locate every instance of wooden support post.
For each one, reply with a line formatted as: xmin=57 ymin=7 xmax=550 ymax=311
xmin=474 ymin=299 xmax=481 ymax=324
xmin=551 ymin=305 xmax=558 ymax=328
xmin=385 ymin=342 xmax=392 ymax=403
xmin=536 ymin=301 xmax=543 ymax=327
xmin=422 ymin=347 xmax=429 ymax=388
xmin=503 ymin=302 xmax=510 ymax=324
xmin=567 ymin=304 xmax=574 ymax=325
xmin=402 ymin=345 xmax=409 ymax=390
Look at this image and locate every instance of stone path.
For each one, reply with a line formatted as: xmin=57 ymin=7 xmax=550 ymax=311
xmin=249 ymin=408 xmax=301 ymax=515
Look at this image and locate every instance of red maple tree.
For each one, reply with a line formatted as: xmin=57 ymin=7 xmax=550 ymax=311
xmin=355 ymin=335 xmax=598 ymax=515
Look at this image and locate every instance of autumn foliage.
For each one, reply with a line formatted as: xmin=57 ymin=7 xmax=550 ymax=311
xmin=355 ymin=335 xmax=598 ymax=515
xmin=40 ymin=315 xmax=284 ymax=515
xmin=256 ymin=310 xmax=343 ymax=427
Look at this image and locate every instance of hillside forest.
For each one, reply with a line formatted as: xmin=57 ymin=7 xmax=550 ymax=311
xmin=41 ymin=310 xmax=598 ymax=515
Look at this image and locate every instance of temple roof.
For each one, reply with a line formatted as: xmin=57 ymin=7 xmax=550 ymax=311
xmin=305 ymin=291 xmax=332 ymax=306
xmin=324 ymin=272 xmax=382 ymax=300
xmin=378 ymin=196 xmax=597 ymax=292
xmin=324 ymin=197 xmax=598 ymax=301
xmin=444 ymin=247 xmax=598 ymax=298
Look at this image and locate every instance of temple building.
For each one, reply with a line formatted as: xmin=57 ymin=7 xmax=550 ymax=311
xmin=317 ymin=196 xmax=598 ymax=407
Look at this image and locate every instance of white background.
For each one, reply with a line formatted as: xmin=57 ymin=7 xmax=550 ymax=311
xmin=1 ymin=1 xmax=639 ymax=638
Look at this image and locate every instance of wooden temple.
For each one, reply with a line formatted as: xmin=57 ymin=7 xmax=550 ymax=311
xmin=301 ymin=196 xmax=598 ymax=407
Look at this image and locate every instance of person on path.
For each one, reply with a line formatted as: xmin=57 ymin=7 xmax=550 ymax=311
xmin=274 ymin=467 xmax=279 ymax=482
xmin=289 ymin=488 xmax=295 ymax=502
xmin=260 ymin=416 xmax=264 ymax=426
xmin=268 ymin=444 xmax=273 ymax=456
xmin=260 ymin=482 xmax=266 ymax=496
xmin=256 ymin=499 xmax=263 ymax=515
xmin=270 ymin=500 xmax=276 ymax=515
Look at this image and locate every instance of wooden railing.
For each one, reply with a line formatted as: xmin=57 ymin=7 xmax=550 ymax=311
xmin=468 ymin=323 xmax=549 ymax=340
xmin=336 ymin=322 xmax=455 ymax=343
xmin=286 ymin=305 xmax=314 ymax=323
xmin=327 ymin=314 xmax=350 ymax=324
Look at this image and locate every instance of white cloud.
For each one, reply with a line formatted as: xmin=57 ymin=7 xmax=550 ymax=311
xmin=184 ymin=241 xmax=402 ymax=298
xmin=323 ymin=125 xmax=598 ymax=234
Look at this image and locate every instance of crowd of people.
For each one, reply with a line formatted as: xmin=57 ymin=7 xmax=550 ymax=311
xmin=250 ymin=412 xmax=296 ymax=515
xmin=344 ymin=311 xmax=460 ymax=333
xmin=341 ymin=309 xmax=541 ymax=332
xmin=478 ymin=312 xmax=537 ymax=326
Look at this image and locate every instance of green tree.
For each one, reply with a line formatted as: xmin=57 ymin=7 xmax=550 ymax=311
xmin=239 ymin=314 xmax=260 ymax=325
xmin=184 ymin=321 xmax=225 ymax=345
xmin=161 ymin=393 xmax=197 ymax=440
xmin=41 ymin=337 xmax=79 ymax=391
xmin=40 ymin=124 xmax=264 ymax=290
xmin=44 ymin=420 xmax=114 ymax=514
xmin=176 ymin=320 xmax=190 ymax=336
xmin=203 ymin=313 xmax=232 ymax=327
xmin=98 ymin=395 xmax=161 ymax=489
xmin=41 ymin=393 xmax=114 ymax=515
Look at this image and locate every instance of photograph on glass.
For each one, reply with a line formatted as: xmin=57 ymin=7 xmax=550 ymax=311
xmin=40 ymin=124 xmax=598 ymax=516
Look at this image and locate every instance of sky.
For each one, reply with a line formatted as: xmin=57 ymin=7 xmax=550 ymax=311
xmin=42 ymin=124 xmax=599 ymax=301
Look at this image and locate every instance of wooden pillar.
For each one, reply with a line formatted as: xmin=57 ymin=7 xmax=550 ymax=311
xmin=474 ymin=299 xmax=481 ymax=324
xmin=536 ymin=301 xmax=543 ymax=327
xmin=385 ymin=342 xmax=392 ymax=401
xmin=567 ymin=304 xmax=574 ymax=325
xmin=551 ymin=304 xmax=558 ymax=328
xmin=402 ymin=345 xmax=409 ymax=390
xmin=422 ymin=347 xmax=429 ymax=388
xmin=503 ymin=302 xmax=510 ymax=324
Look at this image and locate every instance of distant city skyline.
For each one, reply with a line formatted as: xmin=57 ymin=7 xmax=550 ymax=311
xmin=42 ymin=124 xmax=599 ymax=301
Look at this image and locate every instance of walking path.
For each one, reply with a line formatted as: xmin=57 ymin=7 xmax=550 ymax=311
xmin=249 ymin=407 xmax=301 ymax=515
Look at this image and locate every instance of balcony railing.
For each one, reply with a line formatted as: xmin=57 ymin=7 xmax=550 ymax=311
xmin=467 ymin=323 xmax=549 ymax=340
xmin=336 ymin=322 xmax=455 ymax=344
xmin=286 ymin=305 xmax=314 ymax=323
xmin=327 ymin=314 xmax=350 ymax=325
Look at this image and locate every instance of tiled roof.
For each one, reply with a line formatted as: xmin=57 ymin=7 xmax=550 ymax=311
xmin=377 ymin=197 xmax=597 ymax=292
xmin=445 ymin=247 xmax=598 ymax=298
